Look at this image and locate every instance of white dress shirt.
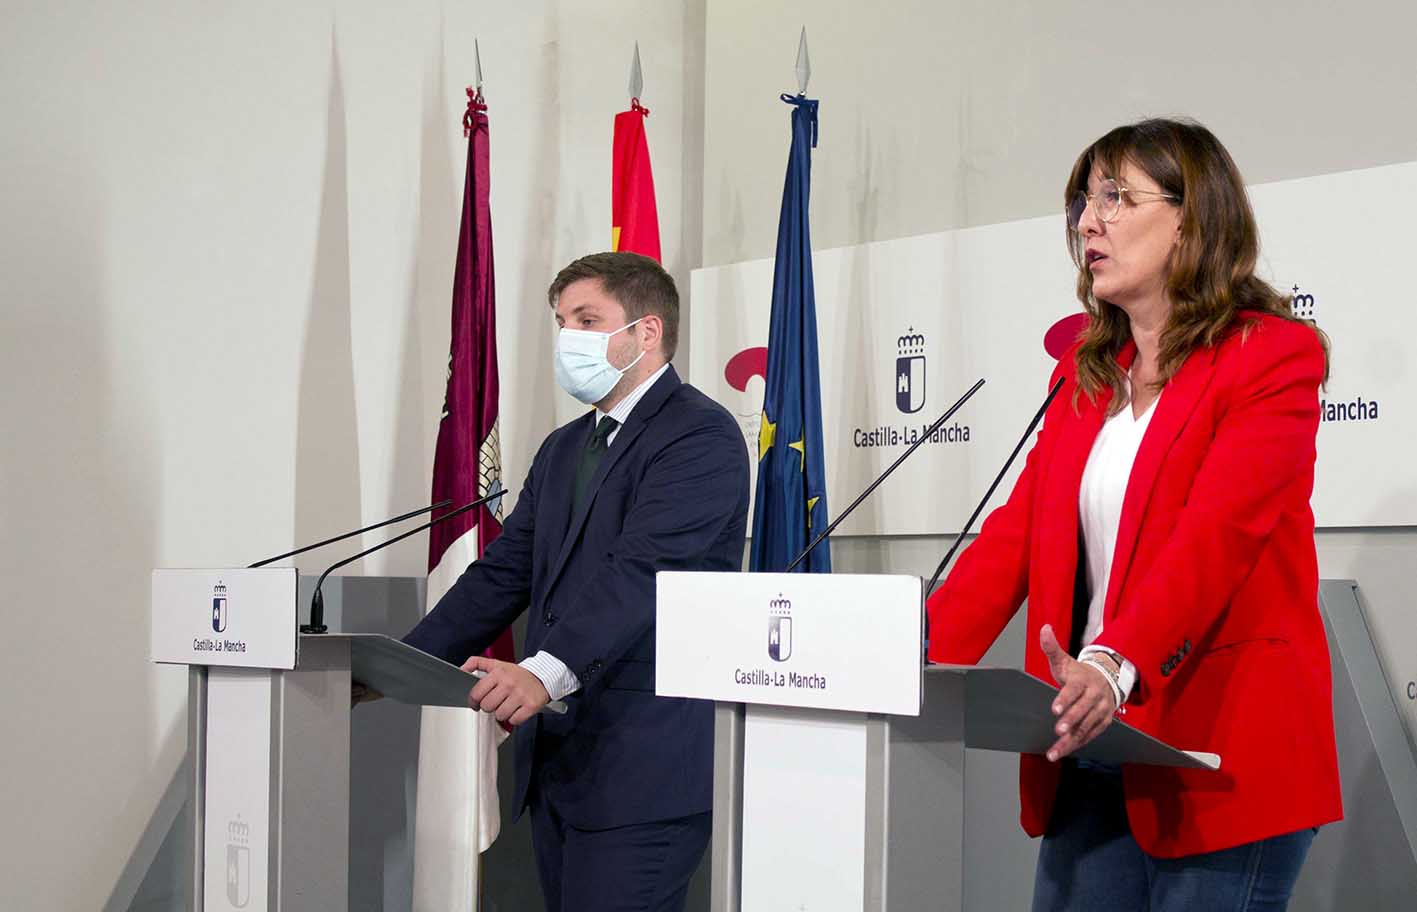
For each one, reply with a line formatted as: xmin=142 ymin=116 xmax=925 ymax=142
xmin=520 ymin=364 xmax=672 ymax=700
xmin=1075 ymin=381 xmax=1159 ymax=704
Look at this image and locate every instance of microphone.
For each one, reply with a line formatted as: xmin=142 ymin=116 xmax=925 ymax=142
xmin=302 ymin=490 xmax=505 ymax=634
xmin=782 ymin=378 xmax=986 ymax=573
xmin=248 ymin=499 xmax=454 ymax=568
xmin=922 ymin=376 xmax=1066 ymax=603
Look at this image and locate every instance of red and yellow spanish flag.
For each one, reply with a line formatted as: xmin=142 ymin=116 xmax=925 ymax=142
xmin=611 ymin=99 xmax=661 ymax=261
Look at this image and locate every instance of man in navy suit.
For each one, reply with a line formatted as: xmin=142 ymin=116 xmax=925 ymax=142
xmin=403 ymin=251 xmax=750 ymax=912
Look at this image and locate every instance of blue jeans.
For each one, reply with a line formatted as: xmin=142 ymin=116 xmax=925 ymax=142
xmin=1032 ymin=762 xmax=1317 ymax=911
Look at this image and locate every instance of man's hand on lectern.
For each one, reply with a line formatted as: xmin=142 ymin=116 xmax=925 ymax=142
xmin=462 ymin=655 xmax=550 ymax=727
xmin=1039 ymin=624 xmax=1117 ymax=762
xmin=351 ymin=681 xmax=383 ymax=708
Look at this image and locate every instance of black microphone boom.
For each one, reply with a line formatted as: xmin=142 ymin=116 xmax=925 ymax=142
xmin=248 ymin=499 xmax=454 ymax=568
xmin=301 ymin=491 xmax=504 ymax=634
xmin=922 ymin=376 xmax=1065 ymax=603
xmin=782 ymin=378 xmax=986 ymax=573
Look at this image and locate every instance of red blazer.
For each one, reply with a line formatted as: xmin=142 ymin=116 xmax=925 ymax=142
xmin=927 ymin=312 xmax=1343 ymax=858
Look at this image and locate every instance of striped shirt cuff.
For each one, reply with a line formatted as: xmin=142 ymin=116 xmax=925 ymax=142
xmin=519 ymin=651 xmax=582 ymax=702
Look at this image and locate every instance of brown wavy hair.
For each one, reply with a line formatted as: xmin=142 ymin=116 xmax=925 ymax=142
xmin=1065 ymin=118 xmax=1328 ymax=413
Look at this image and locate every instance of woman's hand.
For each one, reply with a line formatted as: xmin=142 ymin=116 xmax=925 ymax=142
xmin=1039 ymin=624 xmax=1119 ymax=762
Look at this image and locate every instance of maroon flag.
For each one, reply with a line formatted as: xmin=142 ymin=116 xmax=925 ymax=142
xmin=413 ymin=86 xmax=512 ymax=907
xmin=426 ymin=87 xmax=513 ymax=662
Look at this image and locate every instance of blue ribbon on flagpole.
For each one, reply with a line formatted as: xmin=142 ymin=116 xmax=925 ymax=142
xmin=780 ymin=93 xmax=819 ymax=148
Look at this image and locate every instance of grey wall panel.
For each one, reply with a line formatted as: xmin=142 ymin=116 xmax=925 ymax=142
xmin=1293 ymin=581 xmax=1417 ymax=911
xmin=336 ymin=576 xmax=425 ymax=912
xmin=963 ymin=610 xmax=1038 ymax=912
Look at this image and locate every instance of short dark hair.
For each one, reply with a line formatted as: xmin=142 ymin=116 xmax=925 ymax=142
xmin=547 ymin=252 xmax=680 ymax=359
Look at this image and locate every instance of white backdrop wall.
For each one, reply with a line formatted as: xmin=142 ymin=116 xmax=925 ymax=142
xmin=0 ymin=2 xmax=694 ymax=908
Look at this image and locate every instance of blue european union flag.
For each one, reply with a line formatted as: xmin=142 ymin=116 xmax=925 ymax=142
xmin=750 ymin=94 xmax=830 ymax=574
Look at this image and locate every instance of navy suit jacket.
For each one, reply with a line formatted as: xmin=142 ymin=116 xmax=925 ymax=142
xmin=404 ymin=366 xmax=750 ymax=829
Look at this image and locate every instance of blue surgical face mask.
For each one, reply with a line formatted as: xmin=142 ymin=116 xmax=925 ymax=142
xmin=554 ymin=318 xmax=645 ymax=404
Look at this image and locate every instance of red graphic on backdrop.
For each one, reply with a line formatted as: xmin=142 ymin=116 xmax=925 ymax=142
xmin=723 ymin=315 xmax=1083 ymax=394
xmin=1044 ymin=313 xmax=1089 ymax=360
xmin=725 ymin=346 xmax=769 ymax=391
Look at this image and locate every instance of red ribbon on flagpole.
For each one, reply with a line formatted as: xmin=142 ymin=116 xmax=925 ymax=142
xmin=463 ymin=87 xmax=487 ymax=138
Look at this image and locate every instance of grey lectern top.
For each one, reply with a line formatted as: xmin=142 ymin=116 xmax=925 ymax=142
xmin=314 ymin=632 xmax=567 ymax=714
xmin=935 ymin=664 xmax=1219 ymax=770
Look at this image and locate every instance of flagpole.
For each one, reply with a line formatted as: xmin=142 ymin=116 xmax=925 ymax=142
xmin=473 ymin=37 xmax=486 ymax=912
xmin=412 ymin=38 xmax=508 ymax=912
xmin=611 ymin=40 xmax=662 ymax=260
xmin=749 ymin=31 xmax=830 ymax=574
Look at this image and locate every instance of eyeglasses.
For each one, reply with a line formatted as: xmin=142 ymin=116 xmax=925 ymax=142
xmin=1067 ymin=178 xmax=1179 ymax=231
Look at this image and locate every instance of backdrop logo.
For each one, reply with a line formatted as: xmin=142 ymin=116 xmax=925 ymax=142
xmin=896 ymin=328 xmax=927 ymax=414
xmin=227 ymin=816 xmax=250 ymax=908
xmin=725 ymin=346 xmax=768 ymax=394
xmin=768 ymin=595 xmax=793 ymax=662
xmin=212 ymin=581 xmax=228 ymax=634
xmin=723 ymin=347 xmax=769 ymax=459
xmin=1291 ymin=285 xmax=1316 ymax=321
xmin=1044 ymin=312 xmax=1089 ymax=360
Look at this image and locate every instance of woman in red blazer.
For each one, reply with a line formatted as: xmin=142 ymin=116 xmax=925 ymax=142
xmin=927 ymin=119 xmax=1341 ymax=911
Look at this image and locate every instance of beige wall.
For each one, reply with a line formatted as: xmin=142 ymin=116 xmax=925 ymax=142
xmin=0 ymin=2 xmax=692 ymax=907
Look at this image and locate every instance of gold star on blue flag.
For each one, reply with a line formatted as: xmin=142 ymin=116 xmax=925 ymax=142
xmin=750 ymin=93 xmax=831 ymax=573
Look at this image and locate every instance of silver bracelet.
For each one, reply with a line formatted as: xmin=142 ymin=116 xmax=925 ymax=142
xmin=1079 ymin=655 xmax=1124 ymax=710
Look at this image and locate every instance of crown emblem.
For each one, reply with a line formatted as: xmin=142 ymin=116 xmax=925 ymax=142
xmin=228 ymin=816 xmax=249 ymax=845
xmin=898 ymin=328 xmax=926 ymax=354
xmin=214 ymin=581 xmax=227 ymax=597
xmin=767 ymin=596 xmax=793 ymax=662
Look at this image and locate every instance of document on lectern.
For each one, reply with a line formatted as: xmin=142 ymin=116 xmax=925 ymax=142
xmin=333 ymin=633 xmax=567 ymax=714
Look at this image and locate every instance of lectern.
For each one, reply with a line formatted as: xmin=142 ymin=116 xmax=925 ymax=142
xmin=150 ymin=568 xmax=503 ymax=912
xmin=655 ymin=571 xmax=1219 ymax=912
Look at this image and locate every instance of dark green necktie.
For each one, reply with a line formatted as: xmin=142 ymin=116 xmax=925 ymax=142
xmin=571 ymin=415 xmax=619 ymax=514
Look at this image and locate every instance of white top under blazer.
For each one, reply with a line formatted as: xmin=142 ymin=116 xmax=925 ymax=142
xmin=1075 ymin=381 xmax=1160 ymax=702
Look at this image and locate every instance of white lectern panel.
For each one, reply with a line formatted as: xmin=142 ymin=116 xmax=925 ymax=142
xmin=741 ymin=706 xmax=868 ymax=911
xmin=656 ymin=572 xmax=922 ymax=715
xmin=204 ymin=669 xmax=272 ymax=911
xmin=152 ymin=568 xmax=296 ymax=670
